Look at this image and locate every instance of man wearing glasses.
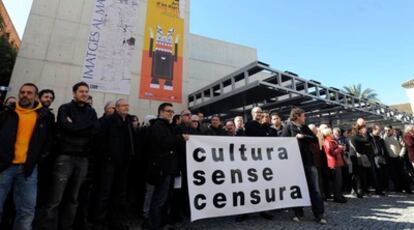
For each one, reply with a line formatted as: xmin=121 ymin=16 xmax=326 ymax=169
xmin=245 ymin=107 xmax=268 ymax=137
xmin=145 ymin=103 xmax=188 ymax=230
xmin=90 ymin=98 xmax=135 ymax=229
xmin=237 ymin=106 xmax=274 ymax=222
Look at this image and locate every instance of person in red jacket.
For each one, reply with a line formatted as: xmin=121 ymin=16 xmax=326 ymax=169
xmin=322 ymin=128 xmax=347 ymax=203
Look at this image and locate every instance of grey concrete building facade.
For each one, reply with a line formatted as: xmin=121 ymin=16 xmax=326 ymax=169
xmin=9 ymin=0 xmax=257 ymax=118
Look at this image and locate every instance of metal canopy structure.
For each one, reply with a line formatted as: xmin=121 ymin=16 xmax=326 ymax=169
xmin=188 ymin=61 xmax=414 ymax=127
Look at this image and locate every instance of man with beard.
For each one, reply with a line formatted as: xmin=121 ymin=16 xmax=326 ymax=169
xmin=37 ymin=82 xmax=98 ymax=230
xmin=38 ymin=89 xmax=55 ymax=110
xmin=225 ymin=120 xmax=238 ymax=136
xmin=282 ymin=107 xmax=326 ymax=225
xmin=36 ymin=89 xmax=57 ymax=209
xmin=0 ymin=83 xmax=54 ymax=229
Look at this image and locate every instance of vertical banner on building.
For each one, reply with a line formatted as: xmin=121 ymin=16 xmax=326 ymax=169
xmin=186 ymin=135 xmax=311 ymax=222
xmin=139 ymin=0 xmax=185 ymax=102
xmin=81 ymin=0 xmax=139 ymax=95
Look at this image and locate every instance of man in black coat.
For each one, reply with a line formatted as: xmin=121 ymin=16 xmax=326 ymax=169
xmin=368 ymin=124 xmax=387 ymax=195
xmin=37 ymin=82 xmax=98 ymax=230
xmin=282 ymin=107 xmax=326 ymax=225
xmin=225 ymin=120 xmax=238 ymax=136
xmin=74 ymin=101 xmax=114 ymax=230
xmin=90 ymin=98 xmax=135 ymax=230
xmin=0 ymin=83 xmax=54 ymax=230
xmin=175 ymin=109 xmax=193 ymax=171
xmin=245 ymin=107 xmax=268 ymax=137
xmin=168 ymin=109 xmax=192 ymax=223
xmin=237 ymin=107 xmax=273 ymax=222
xmin=145 ymin=103 xmax=188 ymax=230
xmin=36 ymin=89 xmax=57 ymax=207
xmin=268 ymin=112 xmax=284 ymax=137
xmin=207 ymin=115 xmax=227 ymax=136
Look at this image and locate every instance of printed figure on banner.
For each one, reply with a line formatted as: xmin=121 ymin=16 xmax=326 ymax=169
xmin=148 ymin=25 xmax=179 ymax=91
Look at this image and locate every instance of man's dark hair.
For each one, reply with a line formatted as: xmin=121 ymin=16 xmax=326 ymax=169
xmin=271 ymin=112 xmax=280 ymax=118
xmin=225 ymin=119 xmax=235 ymax=125
xmin=158 ymin=102 xmax=173 ymax=115
xmin=72 ymin=82 xmax=89 ymax=93
xmin=130 ymin=115 xmax=139 ymax=122
xmin=289 ymin=107 xmax=305 ymax=122
xmin=39 ymin=89 xmax=55 ymax=100
xmin=211 ymin=114 xmax=221 ymax=120
xmin=372 ymin=124 xmax=381 ymax=131
xmin=173 ymin=114 xmax=181 ymax=124
xmin=20 ymin=83 xmax=39 ymax=95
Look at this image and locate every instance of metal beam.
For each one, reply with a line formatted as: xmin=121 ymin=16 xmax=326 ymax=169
xmin=188 ymin=61 xmax=414 ymax=125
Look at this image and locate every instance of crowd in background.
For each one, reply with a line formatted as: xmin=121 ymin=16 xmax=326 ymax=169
xmin=0 ymin=82 xmax=414 ymax=230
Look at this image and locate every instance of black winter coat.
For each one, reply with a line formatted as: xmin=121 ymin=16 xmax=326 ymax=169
xmin=281 ymin=121 xmax=317 ymax=167
xmin=0 ymin=103 xmax=54 ymax=177
xmin=56 ymin=100 xmax=98 ymax=157
xmin=207 ymin=125 xmax=227 ymax=136
xmin=98 ymin=113 xmax=135 ymax=166
xmin=369 ymin=134 xmax=388 ymax=158
xmin=245 ymin=120 xmax=267 ymax=137
xmin=146 ymin=118 xmax=181 ymax=185
xmin=268 ymin=125 xmax=284 ymax=137
xmin=236 ymin=128 xmax=246 ymax=136
xmin=175 ymin=123 xmax=192 ymax=172
xmin=350 ymin=135 xmax=373 ymax=156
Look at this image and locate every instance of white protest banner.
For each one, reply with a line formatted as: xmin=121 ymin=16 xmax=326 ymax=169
xmin=186 ymin=135 xmax=311 ymax=222
xmin=81 ymin=0 xmax=139 ymax=95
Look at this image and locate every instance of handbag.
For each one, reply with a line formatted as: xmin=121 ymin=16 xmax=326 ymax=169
xmin=374 ymin=155 xmax=386 ymax=168
xmin=349 ymin=140 xmax=371 ymax=168
xmin=357 ymin=154 xmax=371 ymax=168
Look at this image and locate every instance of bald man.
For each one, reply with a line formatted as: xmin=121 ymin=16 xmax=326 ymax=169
xmin=90 ymin=98 xmax=135 ymax=229
xmin=237 ymin=106 xmax=274 ymax=222
xmin=356 ymin=118 xmax=366 ymax=127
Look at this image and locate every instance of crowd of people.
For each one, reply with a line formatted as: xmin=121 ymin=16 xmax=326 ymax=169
xmin=0 ymin=82 xmax=414 ymax=230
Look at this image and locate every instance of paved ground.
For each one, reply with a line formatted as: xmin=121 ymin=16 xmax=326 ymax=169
xmin=154 ymin=193 xmax=414 ymax=230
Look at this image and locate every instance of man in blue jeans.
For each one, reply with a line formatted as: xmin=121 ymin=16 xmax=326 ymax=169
xmin=36 ymin=82 xmax=98 ymax=230
xmin=282 ymin=107 xmax=327 ymax=225
xmin=0 ymin=83 xmax=54 ymax=229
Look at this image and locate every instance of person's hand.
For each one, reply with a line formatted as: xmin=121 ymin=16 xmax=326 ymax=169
xmin=182 ymin=134 xmax=189 ymax=141
xmin=296 ymin=134 xmax=304 ymax=139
